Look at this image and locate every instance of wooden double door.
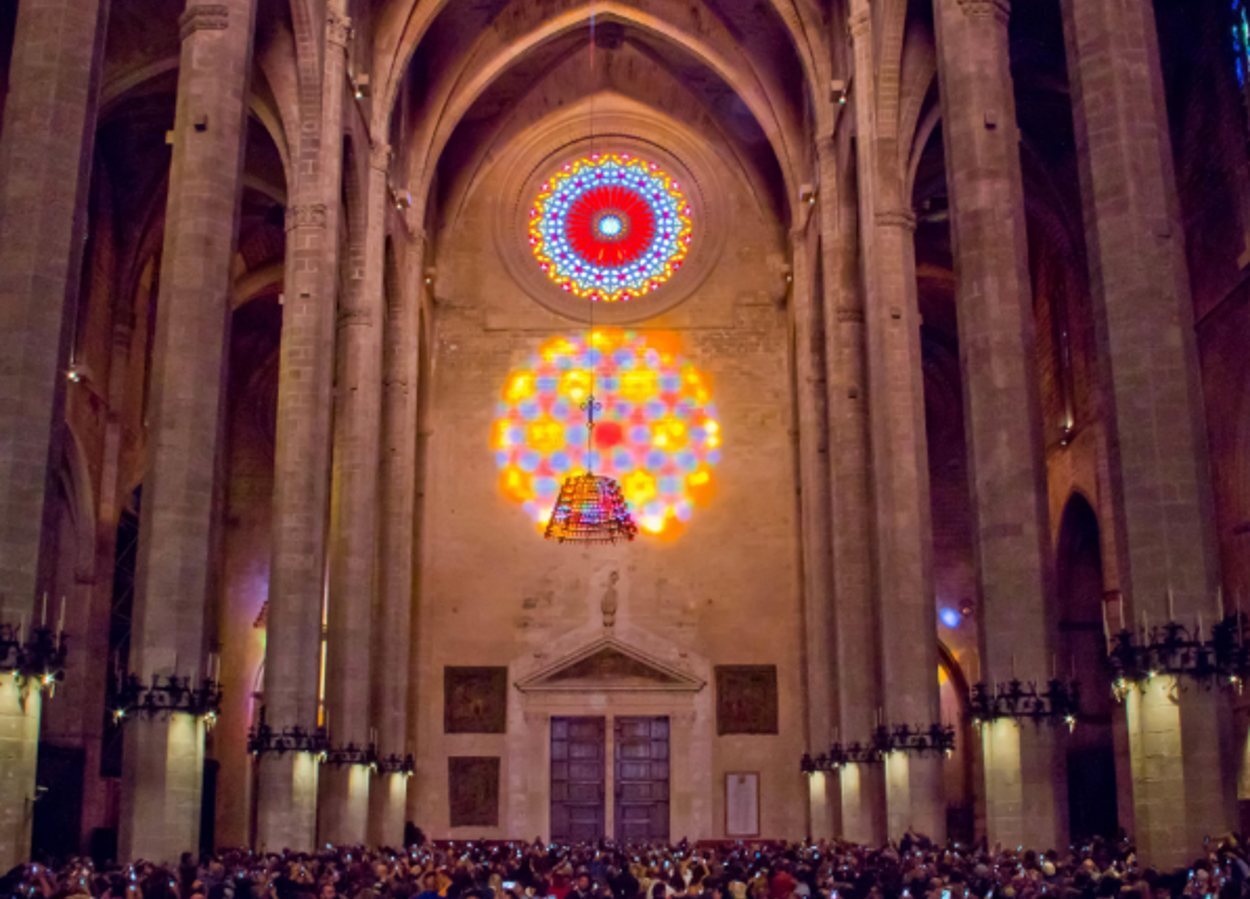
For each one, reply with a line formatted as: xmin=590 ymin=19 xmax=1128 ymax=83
xmin=550 ymin=715 xmax=669 ymax=842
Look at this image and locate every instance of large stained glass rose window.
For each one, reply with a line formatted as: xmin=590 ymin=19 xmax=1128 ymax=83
xmin=528 ymin=153 xmax=694 ymax=303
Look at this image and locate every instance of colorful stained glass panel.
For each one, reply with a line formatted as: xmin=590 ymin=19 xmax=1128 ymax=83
xmin=528 ymin=153 xmax=694 ymax=303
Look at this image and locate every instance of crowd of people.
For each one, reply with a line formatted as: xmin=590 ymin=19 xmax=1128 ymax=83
xmin=5 ymin=833 xmax=1250 ymax=899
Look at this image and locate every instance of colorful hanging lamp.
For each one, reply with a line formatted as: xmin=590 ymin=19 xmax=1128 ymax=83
xmin=542 ymin=12 xmax=637 ymax=545
xmin=545 ymin=398 xmax=638 ymax=544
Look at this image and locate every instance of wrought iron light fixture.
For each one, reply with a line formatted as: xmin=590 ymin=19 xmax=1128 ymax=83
xmin=801 ymin=722 xmax=955 ymax=774
xmin=544 ymin=399 xmax=638 ymax=544
xmin=247 ymin=709 xmax=330 ymax=758
xmin=376 ymin=752 xmax=416 ymax=777
xmin=323 ymin=741 xmax=377 ymax=767
xmin=110 ymin=672 xmax=224 ymax=728
xmin=542 ymin=15 xmax=637 ymax=545
xmin=969 ymin=678 xmax=1080 ymax=730
xmin=1107 ymin=611 xmax=1249 ymax=700
xmin=0 ymin=621 xmax=68 ymax=691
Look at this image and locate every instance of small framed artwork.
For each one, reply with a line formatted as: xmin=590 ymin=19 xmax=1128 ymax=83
xmin=725 ymin=771 xmax=760 ymax=837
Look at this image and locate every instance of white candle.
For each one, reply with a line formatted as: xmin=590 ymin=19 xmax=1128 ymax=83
xmin=57 ymin=596 xmax=65 ymax=637
xmin=40 ymin=592 xmax=47 ymax=626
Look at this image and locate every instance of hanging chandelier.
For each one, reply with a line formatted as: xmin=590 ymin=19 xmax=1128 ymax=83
xmin=545 ymin=399 xmax=637 ymax=544
xmin=543 ymin=14 xmax=637 ymax=545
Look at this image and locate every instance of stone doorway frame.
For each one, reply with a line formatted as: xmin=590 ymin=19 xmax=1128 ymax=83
xmin=508 ymin=633 xmax=713 ymax=841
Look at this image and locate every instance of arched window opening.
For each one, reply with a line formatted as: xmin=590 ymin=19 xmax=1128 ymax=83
xmin=1057 ymin=494 xmax=1119 ymax=841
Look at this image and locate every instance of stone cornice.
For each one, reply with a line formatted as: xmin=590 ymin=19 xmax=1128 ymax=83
xmin=179 ymin=4 xmax=228 ymax=40
xmin=955 ymin=0 xmax=1010 ymax=22
xmin=337 ymin=311 xmax=373 ymax=330
xmin=875 ymin=208 xmax=918 ymax=231
xmin=285 ymin=203 xmax=327 ymax=232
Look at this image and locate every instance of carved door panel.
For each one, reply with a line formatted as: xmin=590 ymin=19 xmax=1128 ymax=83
xmin=550 ymin=716 xmax=605 ymax=841
xmin=614 ymin=716 xmax=669 ymax=842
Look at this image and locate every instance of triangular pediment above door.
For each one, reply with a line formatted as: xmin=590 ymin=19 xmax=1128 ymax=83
xmin=514 ymin=637 xmax=705 ymax=693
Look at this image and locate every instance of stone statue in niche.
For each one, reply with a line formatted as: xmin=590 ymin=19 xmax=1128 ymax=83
xmin=601 ymin=570 xmax=620 ymax=628
xmin=444 ymin=666 xmax=507 ymax=733
xmin=715 ymin=664 xmax=779 ymax=734
xmin=448 ymin=756 xmax=500 ymax=827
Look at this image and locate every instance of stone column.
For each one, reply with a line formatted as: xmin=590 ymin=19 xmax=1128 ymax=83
xmin=368 ymin=170 xmax=419 ymax=849
xmin=790 ymin=224 xmax=838 ymax=841
xmin=257 ymin=8 xmax=350 ymax=853
xmin=848 ymin=2 xmax=945 ymax=841
xmin=0 ymin=0 xmax=108 ymax=868
xmin=816 ymin=136 xmax=885 ymax=844
xmin=320 ymin=139 xmax=386 ymax=846
xmin=931 ymin=0 xmax=1066 ymax=850
xmin=115 ymin=0 xmax=257 ymax=862
xmin=1061 ymin=0 xmax=1234 ymax=864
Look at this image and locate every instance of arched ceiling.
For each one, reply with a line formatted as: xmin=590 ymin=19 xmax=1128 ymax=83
xmin=432 ymin=33 xmax=787 ymax=227
xmin=373 ymin=0 xmax=825 ymax=227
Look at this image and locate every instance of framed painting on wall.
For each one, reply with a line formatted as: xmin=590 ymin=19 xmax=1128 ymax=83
xmin=448 ymin=755 xmax=501 ymax=827
xmin=725 ymin=771 xmax=760 ymax=837
xmin=714 ymin=665 xmax=778 ymax=734
xmin=444 ymin=666 xmax=508 ymax=733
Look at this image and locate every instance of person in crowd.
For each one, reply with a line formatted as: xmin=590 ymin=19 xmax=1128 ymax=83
xmin=8 ymin=832 xmax=1250 ymax=899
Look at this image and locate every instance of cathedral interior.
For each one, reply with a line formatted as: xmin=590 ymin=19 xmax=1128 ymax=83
xmin=2 ymin=0 xmax=1250 ymax=875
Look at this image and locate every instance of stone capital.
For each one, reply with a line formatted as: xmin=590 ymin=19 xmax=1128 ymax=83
xmin=326 ymin=12 xmax=352 ymax=48
xmin=849 ymin=9 xmax=871 ymax=39
xmin=402 ymin=203 xmax=423 ymax=236
xmin=285 ymin=203 xmax=327 ymax=232
xmin=369 ymin=142 xmax=392 ymax=173
xmin=954 ymin=0 xmax=1010 ymax=22
xmin=179 ymin=4 xmax=229 ymax=40
xmin=875 ymin=208 xmax=917 ymax=232
xmin=836 ymin=306 xmax=865 ymax=323
xmin=815 ymin=133 xmax=837 ymax=162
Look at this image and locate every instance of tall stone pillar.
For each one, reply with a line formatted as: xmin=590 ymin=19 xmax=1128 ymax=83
xmin=1061 ymin=0 xmax=1233 ymax=864
xmin=0 ymin=0 xmax=109 ymax=870
xmin=816 ymin=136 xmax=885 ymax=844
xmin=257 ymin=8 xmax=350 ymax=853
xmin=118 ymin=0 xmax=258 ymax=862
xmin=320 ymin=140 xmax=387 ymax=847
xmin=790 ymin=225 xmax=838 ymax=841
xmin=932 ymin=0 xmax=1066 ymax=850
xmin=368 ymin=176 xmax=419 ymax=849
xmin=848 ymin=2 xmax=945 ymax=841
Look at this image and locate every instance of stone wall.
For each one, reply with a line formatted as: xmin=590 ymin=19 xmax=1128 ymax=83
xmin=412 ymin=146 xmax=807 ymax=840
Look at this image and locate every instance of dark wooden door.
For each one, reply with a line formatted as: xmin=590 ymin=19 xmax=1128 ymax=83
xmin=614 ymin=716 xmax=669 ymax=842
xmin=551 ymin=716 xmax=605 ymax=841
